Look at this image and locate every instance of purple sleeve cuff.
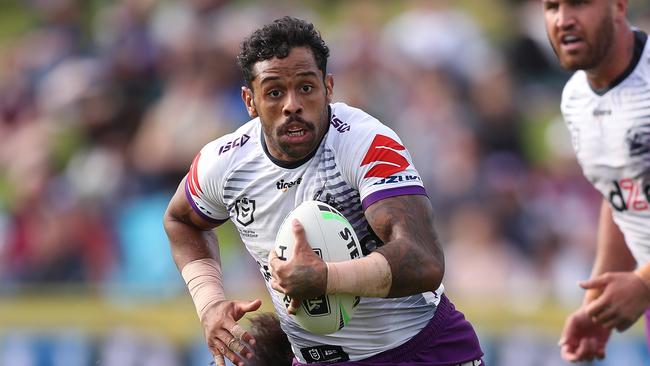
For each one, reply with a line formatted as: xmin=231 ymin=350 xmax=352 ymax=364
xmin=184 ymin=181 xmax=228 ymax=225
xmin=361 ymin=185 xmax=428 ymax=210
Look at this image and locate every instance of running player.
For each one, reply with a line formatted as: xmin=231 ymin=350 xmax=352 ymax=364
xmin=164 ymin=16 xmax=483 ymax=366
xmin=543 ymin=0 xmax=650 ymax=362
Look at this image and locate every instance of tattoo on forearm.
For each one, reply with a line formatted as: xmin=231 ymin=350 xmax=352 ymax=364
xmin=367 ymin=196 xmax=444 ymax=295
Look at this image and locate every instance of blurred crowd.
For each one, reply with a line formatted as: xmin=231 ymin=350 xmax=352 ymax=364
xmin=1 ymin=0 xmax=650 ymax=310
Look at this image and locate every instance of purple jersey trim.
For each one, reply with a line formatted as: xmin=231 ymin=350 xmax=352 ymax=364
xmin=361 ymin=185 xmax=428 ymax=210
xmin=184 ymin=181 xmax=228 ymax=225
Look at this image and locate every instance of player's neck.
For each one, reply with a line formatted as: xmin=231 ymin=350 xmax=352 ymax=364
xmin=586 ymin=26 xmax=635 ymax=90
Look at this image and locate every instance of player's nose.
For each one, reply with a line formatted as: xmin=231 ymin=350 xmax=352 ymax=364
xmin=556 ymin=4 xmax=577 ymax=30
xmin=283 ymin=90 xmax=303 ymax=116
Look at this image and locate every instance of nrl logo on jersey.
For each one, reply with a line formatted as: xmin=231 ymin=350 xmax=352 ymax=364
xmin=625 ymin=124 xmax=650 ymax=157
xmin=235 ymin=197 xmax=256 ymax=226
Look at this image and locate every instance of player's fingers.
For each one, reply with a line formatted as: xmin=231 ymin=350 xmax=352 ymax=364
xmin=575 ymin=338 xmax=597 ymax=362
xmin=596 ymin=343 xmax=606 ymax=360
xmin=592 ymin=304 xmax=617 ymax=326
xmin=585 ymin=297 xmax=610 ymax=319
xmin=270 ymin=278 xmax=287 ymax=293
xmin=568 ymin=338 xmax=587 ymax=362
xmin=558 ymin=314 xmax=579 ymax=346
xmin=287 ymin=298 xmax=300 ymax=315
xmin=268 ymin=248 xmax=281 ymax=269
xmin=231 ymin=323 xmax=256 ymax=346
xmin=215 ymin=337 xmax=246 ymax=366
xmin=213 ymin=354 xmax=226 ymax=366
xmin=234 ymin=299 xmax=263 ymax=319
xmin=579 ymin=274 xmax=610 ymax=290
xmin=614 ymin=317 xmax=635 ymax=332
xmin=208 ymin=339 xmax=230 ymax=366
xmin=560 ymin=342 xmax=580 ymax=362
xmin=226 ymin=336 xmax=249 ymax=358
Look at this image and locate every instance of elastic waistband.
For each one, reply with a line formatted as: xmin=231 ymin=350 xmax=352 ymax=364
xmin=365 ymin=294 xmax=451 ymax=362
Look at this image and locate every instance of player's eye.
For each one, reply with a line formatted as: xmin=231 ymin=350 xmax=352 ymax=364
xmin=267 ymin=89 xmax=283 ymax=98
xmin=544 ymin=1 xmax=559 ymax=11
xmin=300 ymin=84 xmax=313 ymax=93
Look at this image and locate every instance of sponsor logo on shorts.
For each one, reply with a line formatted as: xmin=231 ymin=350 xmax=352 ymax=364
xmin=300 ymin=345 xmax=349 ymax=363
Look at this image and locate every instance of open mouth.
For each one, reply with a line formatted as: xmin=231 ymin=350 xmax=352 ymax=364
xmin=287 ymin=128 xmax=306 ymax=137
xmin=560 ymin=34 xmax=584 ymax=49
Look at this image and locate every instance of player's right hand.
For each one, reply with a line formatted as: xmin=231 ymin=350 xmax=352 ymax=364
xmin=202 ymin=299 xmax=262 ymax=366
xmin=268 ymin=219 xmax=328 ymax=305
xmin=559 ymin=306 xmax=611 ymax=363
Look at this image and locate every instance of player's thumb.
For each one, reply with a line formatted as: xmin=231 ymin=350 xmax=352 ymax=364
xmin=291 ymin=219 xmax=309 ymax=253
xmin=579 ymin=275 xmax=609 ymax=289
xmin=238 ymin=299 xmax=262 ymax=313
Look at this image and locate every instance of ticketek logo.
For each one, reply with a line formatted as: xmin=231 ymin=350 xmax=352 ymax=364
xmin=276 ymin=178 xmax=302 ymax=192
xmin=360 ymin=134 xmax=409 ymax=178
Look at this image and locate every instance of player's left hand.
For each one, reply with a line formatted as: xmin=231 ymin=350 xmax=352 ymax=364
xmin=580 ymin=271 xmax=650 ymax=331
xmin=268 ymin=219 xmax=327 ymax=314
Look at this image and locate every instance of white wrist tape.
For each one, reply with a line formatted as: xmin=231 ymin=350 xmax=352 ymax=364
xmin=326 ymin=252 xmax=392 ymax=297
xmin=181 ymin=258 xmax=226 ymax=320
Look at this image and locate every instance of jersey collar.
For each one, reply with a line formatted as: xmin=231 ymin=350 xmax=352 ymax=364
xmin=590 ymin=30 xmax=647 ymax=96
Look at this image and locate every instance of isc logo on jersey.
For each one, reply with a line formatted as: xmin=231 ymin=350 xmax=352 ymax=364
xmin=274 ymin=201 xmax=362 ymax=334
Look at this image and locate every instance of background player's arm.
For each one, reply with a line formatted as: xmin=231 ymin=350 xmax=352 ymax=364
xmin=368 ymin=194 xmax=444 ymax=297
xmin=573 ymin=198 xmax=650 ymax=332
xmin=583 ymin=199 xmax=636 ymax=303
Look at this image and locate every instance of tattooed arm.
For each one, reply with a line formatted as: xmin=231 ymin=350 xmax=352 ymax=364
xmin=369 ymin=194 xmax=445 ymax=297
xmin=269 ymin=194 xmax=444 ymax=301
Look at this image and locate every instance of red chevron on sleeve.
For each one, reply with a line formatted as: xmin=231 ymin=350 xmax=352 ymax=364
xmin=188 ymin=153 xmax=203 ymax=195
xmin=360 ymin=134 xmax=410 ymax=178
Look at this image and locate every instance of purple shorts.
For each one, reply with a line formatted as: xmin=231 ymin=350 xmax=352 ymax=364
xmin=292 ymin=294 xmax=484 ymax=366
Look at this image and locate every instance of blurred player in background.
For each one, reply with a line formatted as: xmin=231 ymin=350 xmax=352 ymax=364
xmin=164 ymin=16 xmax=483 ymax=366
xmin=246 ymin=313 xmax=292 ymax=366
xmin=543 ymin=0 xmax=650 ymax=362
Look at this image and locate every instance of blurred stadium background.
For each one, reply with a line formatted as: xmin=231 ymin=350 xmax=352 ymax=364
xmin=1 ymin=0 xmax=650 ymax=365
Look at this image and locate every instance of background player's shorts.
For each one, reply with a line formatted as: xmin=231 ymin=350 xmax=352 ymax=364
xmin=292 ymin=294 xmax=484 ymax=366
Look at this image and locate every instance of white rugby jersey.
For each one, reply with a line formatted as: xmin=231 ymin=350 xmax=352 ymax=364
xmin=561 ymin=30 xmax=650 ymax=265
xmin=185 ymin=102 xmax=443 ymax=363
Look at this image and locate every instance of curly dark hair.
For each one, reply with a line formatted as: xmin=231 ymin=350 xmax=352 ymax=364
xmin=247 ymin=313 xmax=293 ymax=366
xmin=237 ymin=16 xmax=330 ymax=88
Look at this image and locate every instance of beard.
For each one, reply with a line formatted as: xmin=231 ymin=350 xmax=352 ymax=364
xmin=260 ymin=106 xmax=329 ymax=161
xmin=551 ymin=12 xmax=615 ymax=71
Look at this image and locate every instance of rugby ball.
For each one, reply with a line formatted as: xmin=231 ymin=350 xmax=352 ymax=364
xmin=274 ymin=200 xmax=362 ymax=334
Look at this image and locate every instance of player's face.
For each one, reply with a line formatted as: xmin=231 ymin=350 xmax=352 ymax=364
xmin=543 ymin=0 xmax=615 ymax=71
xmin=242 ymin=47 xmax=333 ymax=163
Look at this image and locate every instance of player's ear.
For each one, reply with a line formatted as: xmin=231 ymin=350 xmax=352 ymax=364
xmin=612 ymin=0 xmax=628 ymax=23
xmin=325 ymin=74 xmax=334 ymax=103
xmin=242 ymin=86 xmax=258 ymax=118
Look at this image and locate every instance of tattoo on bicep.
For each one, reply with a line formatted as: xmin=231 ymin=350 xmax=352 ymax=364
xmin=368 ymin=196 xmax=443 ymax=290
